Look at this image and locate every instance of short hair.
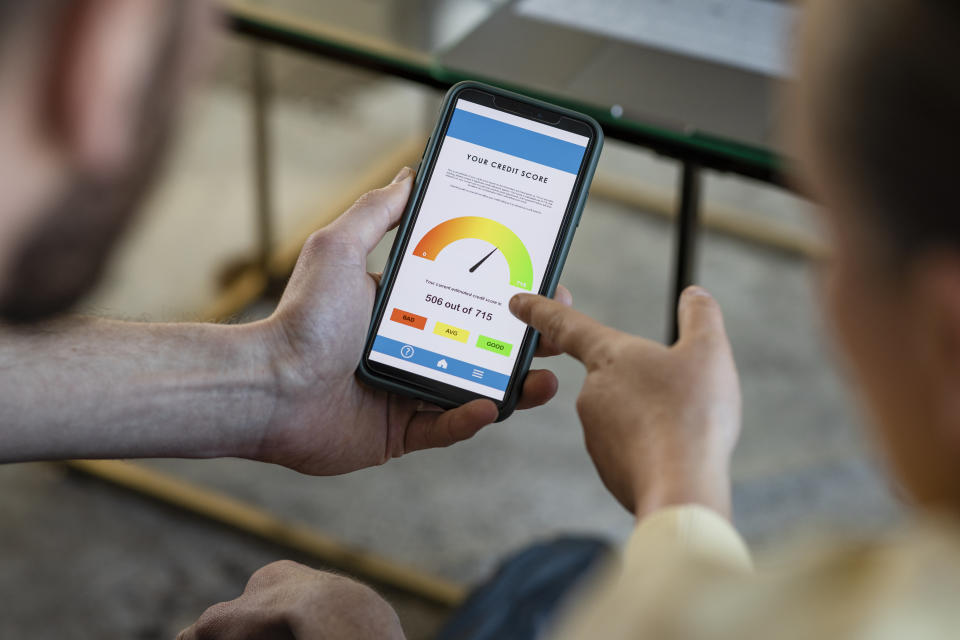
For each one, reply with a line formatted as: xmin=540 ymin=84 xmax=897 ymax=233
xmin=812 ymin=0 xmax=960 ymax=260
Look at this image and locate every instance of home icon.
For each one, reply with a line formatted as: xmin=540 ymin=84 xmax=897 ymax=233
xmin=436 ymin=359 xmax=448 ymax=369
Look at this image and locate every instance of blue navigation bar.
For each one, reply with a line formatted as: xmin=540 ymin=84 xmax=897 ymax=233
xmin=372 ymin=335 xmax=511 ymax=392
xmin=446 ymin=109 xmax=586 ymax=174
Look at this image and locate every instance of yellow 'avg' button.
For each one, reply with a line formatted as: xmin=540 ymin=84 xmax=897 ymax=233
xmin=433 ymin=321 xmax=469 ymax=343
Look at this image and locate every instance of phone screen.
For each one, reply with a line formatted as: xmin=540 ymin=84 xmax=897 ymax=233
xmin=367 ymin=96 xmax=590 ymax=401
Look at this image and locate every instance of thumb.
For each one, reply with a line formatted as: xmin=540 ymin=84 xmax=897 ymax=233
xmin=326 ymin=167 xmax=414 ymax=254
xmin=676 ymin=286 xmax=728 ymax=349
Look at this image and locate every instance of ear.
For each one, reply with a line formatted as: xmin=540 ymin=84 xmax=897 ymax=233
xmin=47 ymin=0 xmax=166 ymax=174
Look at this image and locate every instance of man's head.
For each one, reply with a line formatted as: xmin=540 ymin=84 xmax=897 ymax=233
xmin=795 ymin=0 xmax=960 ymax=508
xmin=0 ymin=0 xmax=213 ymax=322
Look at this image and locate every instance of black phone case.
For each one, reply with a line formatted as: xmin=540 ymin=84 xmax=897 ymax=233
xmin=356 ymin=81 xmax=604 ymax=421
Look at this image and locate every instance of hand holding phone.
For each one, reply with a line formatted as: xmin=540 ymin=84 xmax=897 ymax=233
xmin=358 ymin=82 xmax=603 ymax=420
xmin=251 ymin=169 xmax=567 ymax=476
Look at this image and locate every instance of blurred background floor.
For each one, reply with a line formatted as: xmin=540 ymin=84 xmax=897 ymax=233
xmin=1 ymin=32 xmax=902 ymax=640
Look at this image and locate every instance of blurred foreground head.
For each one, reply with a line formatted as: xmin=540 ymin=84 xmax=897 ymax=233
xmin=0 ymin=0 xmax=213 ymax=322
xmin=795 ymin=0 xmax=960 ymax=509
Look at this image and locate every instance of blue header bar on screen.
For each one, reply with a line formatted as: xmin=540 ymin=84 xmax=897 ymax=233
xmin=446 ymin=109 xmax=587 ymax=174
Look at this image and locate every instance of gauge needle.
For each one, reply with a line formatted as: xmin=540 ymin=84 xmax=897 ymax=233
xmin=469 ymin=247 xmax=499 ymax=273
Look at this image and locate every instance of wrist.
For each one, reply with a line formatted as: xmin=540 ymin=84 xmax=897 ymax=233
xmin=196 ymin=320 xmax=283 ymax=460
xmin=632 ymin=462 xmax=732 ymax=523
xmin=239 ymin=314 xmax=321 ymax=465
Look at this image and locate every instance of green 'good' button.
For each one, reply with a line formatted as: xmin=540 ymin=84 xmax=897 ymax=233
xmin=477 ymin=335 xmax=512 ymax=357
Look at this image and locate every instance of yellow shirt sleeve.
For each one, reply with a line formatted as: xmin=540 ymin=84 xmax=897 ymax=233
xmin=550 ymin=505 xmax=752 ymax=640
xmin=550 ymin=508 xmax=960 ymax=639
xmin=621 ymin=505 xmax=752 ymax=575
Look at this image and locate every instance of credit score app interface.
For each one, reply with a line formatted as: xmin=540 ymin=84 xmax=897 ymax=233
xmin=369 ymin=98 xmax=589 ymax=400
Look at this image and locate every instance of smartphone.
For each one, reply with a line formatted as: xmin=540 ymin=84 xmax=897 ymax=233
xmin=357 ymin=81 xmax=603 ymax=420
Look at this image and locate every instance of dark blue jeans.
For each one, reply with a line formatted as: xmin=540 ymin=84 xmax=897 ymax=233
xmin=436 ymin=537 xmax=611 ymax=640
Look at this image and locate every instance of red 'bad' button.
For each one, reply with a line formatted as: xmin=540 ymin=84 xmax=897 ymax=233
xmin=390 ymin=308 xmax=427 ymax=330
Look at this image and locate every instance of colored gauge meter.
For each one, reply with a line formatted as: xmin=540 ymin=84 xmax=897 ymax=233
xmin=411 ymin=217 xmax=534 ymax=290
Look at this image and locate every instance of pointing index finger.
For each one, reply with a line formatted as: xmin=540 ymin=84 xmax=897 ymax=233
xmin=509 ymin=293 xmax=612 ymax=368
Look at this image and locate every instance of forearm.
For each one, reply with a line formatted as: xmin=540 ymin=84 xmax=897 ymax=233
xmin=0 ymin=316 xmax=277 ymax=462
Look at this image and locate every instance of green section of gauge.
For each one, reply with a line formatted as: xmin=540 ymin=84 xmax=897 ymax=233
xmin=476 ymin=335 xmax=513 ymax=357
